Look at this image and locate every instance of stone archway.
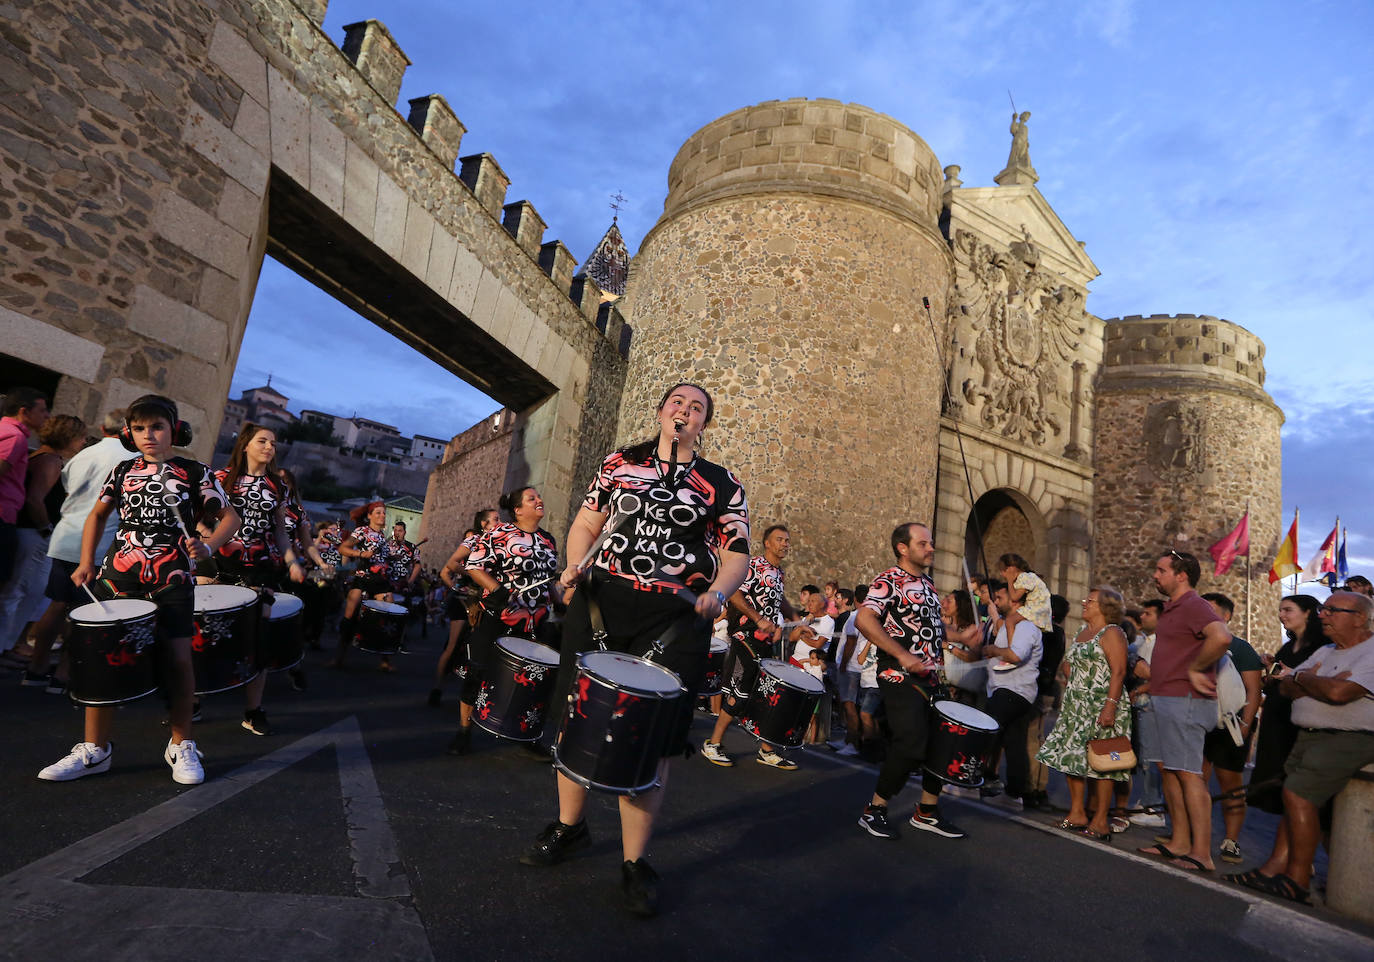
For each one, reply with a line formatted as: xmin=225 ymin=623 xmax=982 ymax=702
xmin=965 ymin=488 xmax=1047 ymax=577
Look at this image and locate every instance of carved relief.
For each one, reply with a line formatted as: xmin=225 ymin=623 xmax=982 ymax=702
xmin=1144 ymin=400 xmax=1205 ymax=479
xmin=949 ymin=227 xmax=1086 ymax=447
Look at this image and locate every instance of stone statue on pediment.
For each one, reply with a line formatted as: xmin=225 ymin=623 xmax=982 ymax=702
xmin=995 ymin=111 xmax=1039 ymax=186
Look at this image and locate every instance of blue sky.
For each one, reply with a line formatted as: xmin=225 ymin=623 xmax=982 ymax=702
xmin=230 ymin=0 xmax=1374 ymax=575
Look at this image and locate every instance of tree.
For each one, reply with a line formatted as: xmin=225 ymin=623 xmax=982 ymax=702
xmin=279 ymin=420 xmax=342 ymax=445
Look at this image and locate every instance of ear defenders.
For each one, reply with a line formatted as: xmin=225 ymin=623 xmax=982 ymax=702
xmin=119 ymin=394 xmax=193 ymax=451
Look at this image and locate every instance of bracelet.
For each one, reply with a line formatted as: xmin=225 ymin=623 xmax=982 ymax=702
xmin=713 ymin=591 xmax=726 ymax=606
xmin=1104 ymin=697 xmax=1119 ymax=705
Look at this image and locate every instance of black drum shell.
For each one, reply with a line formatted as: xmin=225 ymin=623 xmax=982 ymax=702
xmin=67 ymin=602 xmax=161 ymax=706
xmin=737 ymin=659 xmax=823 ymax=748
xmin=258 ymin=593 xmax=304 ymax=671
xmin=923 ymin=700 xmax=1000 ymax=787
xmin=700 ymin=638 xmax=729 ymax=695
xmin=553 ymin=655 xmax=683 ymax=796
xmin=192 ymin=589 xmax=261 ymax=695
xmin=473 ymin=638 xmax=560 ymax=742
xmin=357 ymin=601 xmax=406 ymax=654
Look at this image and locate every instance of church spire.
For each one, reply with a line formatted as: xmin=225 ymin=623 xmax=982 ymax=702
xmin=584 ymin=196 xmax=630 ymax=297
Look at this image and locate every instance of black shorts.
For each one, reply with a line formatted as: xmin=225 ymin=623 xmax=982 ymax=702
xmin=445 ymin=590 xmax=469 ymax=620
xmin=349 ymin=571 xmax=392 ymax=597
xmin=557 ymin=575 xmax=708 ymax=757
xmin=1204 ymin=724 xmax=1254 ymax=774
xmin=720 ymin=637 xmax=761 ymax=711
xmin=96 ymin=578 xmax=196 ymax=640
xmin=45 ymin=558 xmax=82 ymax=605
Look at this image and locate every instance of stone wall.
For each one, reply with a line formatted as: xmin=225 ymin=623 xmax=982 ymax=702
xmin=619 ymin=100 xmax=952 ymax=586
xmin=1094 ymin=315 xmax=1283 ymax=647
xmin=417 ymin=410 xmax=515 ymax=567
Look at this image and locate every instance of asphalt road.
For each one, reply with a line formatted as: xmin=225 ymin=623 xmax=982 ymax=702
xmin=2 ymin=624 xmax=1371 ymax=962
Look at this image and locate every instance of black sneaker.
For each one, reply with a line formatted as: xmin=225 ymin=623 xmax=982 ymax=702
xmin=288 ymin=668 xmax=307 ymax=692
xmin=858 ymin=804 xmax=897 ymax=839
xmin=20 ymin=670 xmax=49 ymax=687
xmin=241 ymin=708 xmax=273 ymax=736
xmin=909 ymin=807 xmax=966 ymax=839
xmin=621 ymin=858 xmax=659 ymax=917
xmin=980 ymin=777 xmax=1004 ymax=798
xmin=519 ymin=819 xmax=592 ymax=866
xmin=446 ymin=727 xmax=472 ymax=756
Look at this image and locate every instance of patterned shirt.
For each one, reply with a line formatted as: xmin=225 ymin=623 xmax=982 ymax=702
xmin=861 ymin=565 xmax=945 ymax=678
xmin=729 ymin=555 xmax=785 ymax=644
xmin=387 ymin=537 xmax=419 ymax=584
xmin=317 ymin=529 xmax=343 ymax=568
xmin=584 ymin=451 xmax=749 ymax=594
xmin=348 ymin=524 xmax=392 ymax=578
xmin=466 ymin=522 xmax=559 ymax=632
xmin=98 ymin=456 xmax=229 ymax=589
xmin=1014 ymin=571 xmax=1053 ymax=632
xmin=213 ymin=470 xmax=282 ymax=570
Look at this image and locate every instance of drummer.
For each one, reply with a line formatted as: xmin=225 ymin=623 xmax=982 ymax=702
xmin=301 ymin=519 xmax=342 ymax=650
xmin=447 ymin=488 xmax=559 ymax=755
xmin=38 ymin=395 xmax=239 ymax=785
xmin=702 ymin=523 xmax=805 ymax=770
xmin=332 ymin=501 xmax=396 ymax=671
xmin=430 ymin=508 xmax=498 ymax=708
xmin=385 ymin=520 xmax=422 ymax=641
xmin=854 ymin=522 xmax=966 ymax=841
xmin=520 ymin=382 xmax=749 ymax=919
xmin=210 ymin=423 xmax=306 ymax=736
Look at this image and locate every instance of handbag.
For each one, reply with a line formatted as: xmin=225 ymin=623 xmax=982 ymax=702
xmin=1087 ymin=734 xmax=1136 ymax=773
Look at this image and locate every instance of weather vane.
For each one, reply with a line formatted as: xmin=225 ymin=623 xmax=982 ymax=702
xmin=609 ymin=190 xmax=627 ymax=221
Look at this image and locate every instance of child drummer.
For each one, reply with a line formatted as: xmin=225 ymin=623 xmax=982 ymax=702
xmin=37 ymin=395 xmax=239 ymax=785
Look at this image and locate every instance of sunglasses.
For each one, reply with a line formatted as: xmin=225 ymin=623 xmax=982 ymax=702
xmin=1319 ymin=604 xmax=1362 ymax=615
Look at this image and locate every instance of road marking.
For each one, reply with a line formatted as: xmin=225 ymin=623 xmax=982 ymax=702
xmin=0 ymin=716 xmax=432 ymax=960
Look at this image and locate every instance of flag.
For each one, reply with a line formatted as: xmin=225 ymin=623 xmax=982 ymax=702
xmin=1268 ymin=510 xmax=1300 ymax=584
xmin=1302 ymin=523 xmax=1338 ymax=586
xmin=1336 ymin=528 xmax=1350 ymax=585
xmin=1209 ymin=511 xmax=1250 ymax=576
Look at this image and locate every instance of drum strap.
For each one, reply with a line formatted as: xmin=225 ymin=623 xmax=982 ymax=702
xmin=584 ymin=573 xmax=696 ymax=658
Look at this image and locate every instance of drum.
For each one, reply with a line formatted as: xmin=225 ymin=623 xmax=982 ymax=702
xmin=736 ymin=658 xmax=824 ymax=748
xmin=473 ymin=637 xmax=561 ymax=741
xmin=192 ymin=584 xmax=261 ymax=695
xmin=259 ymin=592 xmax=304 ymax=671
xmin=553 ymin=651 xmax=685 ymax=796
xmin=924 ymin=699 xmax=1000 ymax=787
xmin=67 ymin=599 xmax=161 ymax=706
xmin=357 ymin=599 xmax=407 ymax=653
xmin=700 ymin=637 xmax=729 ymax=695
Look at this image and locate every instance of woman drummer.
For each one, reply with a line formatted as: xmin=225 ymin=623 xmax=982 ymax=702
xmin=519 ymin=382 xmax=750 ymax=919
xmin=211 ymin=423 xmax=305 ymax=735
xmin=332 ymin=500 xmax=396 ymax=671
xmin=447 ymin=489 xmax=559 ymax=754
xmin=429 ymin=507 xmax=499 ymax=708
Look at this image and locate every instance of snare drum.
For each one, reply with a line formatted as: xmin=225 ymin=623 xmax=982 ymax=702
xmin=473 ymin=637 xmax=561 ymax=741
xmin=67 ymin=599 xmax=161 ymax=706
xmin=357 ymin=600 xmax=407 ymax=653
xmin=192 ymin=584 xmax=261 ymax=695
xmin=736 ymin=658 xmax=824 ymax=748
xmin=924 ymin=699 xmax=999 ymax=787
xmin=553 ymin=651 xmax=685 ymax=796
xmin=700 ymin=637 xmax=729 ymax=695
xmin=258 ymin=592 xmax=304 ymax=671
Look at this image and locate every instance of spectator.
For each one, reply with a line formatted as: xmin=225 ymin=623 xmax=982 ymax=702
xmin=1127 ymin=598 xmax=1168 ymax=828
xmin=0 ymin=414 xmax=86 ymax=672
xmin=19 ymin=411 xmax=133 ymax=689
xmin=980 ymin=580 xmax=1043 ymax=810
xmin=1036 ymin=586 xmax=1132 ymax=842
xmin=823 ymin=579 xmax=840 ymax=616
xmin=1200 ymin=592 xmax=1264 ymax=864
xmin=830 ymin=588 xmax=862 ymax=755
xmin=941 ymin=585 xmax=989 ymax=706
xmin=1247 ymin=595 xmax=1324 ymax=817
xmin=1135 ymin=550 xmax=1231 ymax=872
xmin=1023 ymin=593 xmax=1069 ymax=811
xmin=0 ymin=387 xmax=50 ymax=651
xmin=1343 ymin=575 xmax=1372 ymax=597
xmin=998 ymin=552 xmax=1052 ymax=633
xmin=1230 ymin=591 xmax=1374 ymax=904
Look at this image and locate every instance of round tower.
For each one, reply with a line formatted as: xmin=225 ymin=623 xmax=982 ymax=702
xmin=1093 ymin=314 xmax=1284 ymax=646
xmin=618 ymin=99 xmax=952 ymax=581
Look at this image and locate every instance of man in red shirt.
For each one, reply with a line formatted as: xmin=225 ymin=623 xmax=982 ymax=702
xmin=1136 ymin=549 xmax=1231 ymax=871
xmin=0 ymin=387 xmax=50 ymax=590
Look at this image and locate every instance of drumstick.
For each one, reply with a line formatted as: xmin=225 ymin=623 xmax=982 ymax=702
xmin=159 ymin=464 xmax=198 ymax=573
xmin=81 ymin=583 xmax=110 ymax=614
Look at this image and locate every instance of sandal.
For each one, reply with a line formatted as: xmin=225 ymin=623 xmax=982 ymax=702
xmin=1241 ymin=872 xmax=1310 ymax=905
xmin=1058 ymin=818 xmax=1088 ymax=832
xmin=1223 ymin=868 xmax=1265 ymax=886
xmin=1109 ymin=816 xmax=1131 ymax=834
xmin=1077 ymin=826 xmax=1112 ymax=843
xmin=1137 ymin=842 xmax=1184 ymax=858
xmin=1170 ymin=854 xmax=1214 ymax=873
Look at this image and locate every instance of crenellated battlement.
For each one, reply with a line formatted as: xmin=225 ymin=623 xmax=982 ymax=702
xmin=1102 ymin=313 xmax=1266 ymax=388
xmin=662 ymin=98 xmax=944 ymax=232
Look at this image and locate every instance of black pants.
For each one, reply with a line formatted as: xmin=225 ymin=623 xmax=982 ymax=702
xmin=875 ymin=676 xmax=943 ymax=802
xmin=983 ymin=687 xmax=1035 ymax=796
xmin=460 ymin=612 xmax=532 ymax=705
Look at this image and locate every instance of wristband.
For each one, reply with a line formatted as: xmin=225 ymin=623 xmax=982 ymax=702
xmin=713 ymin=590 xmax=726 ymax=606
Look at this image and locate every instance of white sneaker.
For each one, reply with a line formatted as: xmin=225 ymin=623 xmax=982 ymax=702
xmin=756 ymin=747 xmax=798 ymax=771
xmin=1129 ymin=811 xmax=1167 ymax=828
xmin=164 ymin=738 xmax=205 ymax=785
xmin=701 ymin=740 xmax=735 ymax=767
xmin=38 ymin=742 xmax=112 ymax=781
xmin=836 ymin=743 xmax=861 ymax=757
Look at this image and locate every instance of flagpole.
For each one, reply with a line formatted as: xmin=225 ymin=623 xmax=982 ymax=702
xmin=1243 ymin=500 xmax=1251 ymax=644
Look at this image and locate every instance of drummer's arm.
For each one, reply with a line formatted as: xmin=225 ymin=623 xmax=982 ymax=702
xmin=203 ymin=506 xmax=240 ymax=555
xmin=440 ymin=545 xmax=471 ymax=588
xmin=271 ymin=504 xmax=301 ymax=569
xmin=779 ymin=596 xmax=798 ymax=621
xmin=855 ymin=607 xmax=924 ymax=674
xmin=467 ymin=567 xmax=500 ymax=595
xmin=562 ymin=505 xmax=608 ymax=581
xmin=699 ymin=550 xmax=749 ymax=621
xmin=72 ymin=500 xmax=115 ymax=584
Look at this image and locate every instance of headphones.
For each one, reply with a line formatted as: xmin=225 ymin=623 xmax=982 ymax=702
xmin=119 ymin=394 xmax=193 ymax=451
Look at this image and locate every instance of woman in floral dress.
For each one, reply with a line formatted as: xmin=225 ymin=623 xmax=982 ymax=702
xmin=1037 ymin=585 xmax=1131 ymax=841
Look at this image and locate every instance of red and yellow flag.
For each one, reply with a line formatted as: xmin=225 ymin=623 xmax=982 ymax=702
xmin=1268 ymin=510 xmax=1300 ymax=584
xmin=1209 ymin=511 xmax=1250 ymax=576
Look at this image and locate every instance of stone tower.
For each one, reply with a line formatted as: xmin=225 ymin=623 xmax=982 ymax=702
xmin=617 ymin=99 xmax=952 ymax=580
xmin=1093 ymin=315 xmax=1283 ymax=641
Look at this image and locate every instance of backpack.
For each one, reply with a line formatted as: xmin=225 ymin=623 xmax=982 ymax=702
xmin=1215 ymin=653 xmax=1248 ymax=746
